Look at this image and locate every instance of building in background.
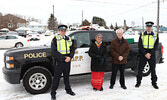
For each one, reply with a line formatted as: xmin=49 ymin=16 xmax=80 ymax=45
xmin=27 ymin=21 xmax=47 ymax=33
xmin=159 ymin=26 xmax=167 ymax=33
xmin=0 ymin=13 xmax=27 ymax=31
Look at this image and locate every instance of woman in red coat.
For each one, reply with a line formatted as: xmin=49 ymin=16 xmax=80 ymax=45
xmin=88 ymin=34 xmax=106 ymax=91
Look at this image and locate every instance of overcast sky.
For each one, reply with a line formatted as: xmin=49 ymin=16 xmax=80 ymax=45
xmin=0 ymin=0 xmax=167 ymax=26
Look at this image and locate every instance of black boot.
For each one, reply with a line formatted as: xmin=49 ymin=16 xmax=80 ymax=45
xmin=51 ymin=92 xmax=56 ymax=100
xmin=100 ymin=87 xmax=103 ymax=91
xmin=121 ymin=86 xmax=127 ymax=89
xmin=51 ymin=97 xmax=56 ymax=100
xmin=93 ymin=88 xmax=97 ymax=91
xmin=66 ymin=90 xmax=76 ymax=96
xmin=152 ymin=84 xmax=159 ymax=89
xmin=109 ymin=85 xmax=114 ymax=89
xmin=135 ymin=83 xmax=141 ymax=88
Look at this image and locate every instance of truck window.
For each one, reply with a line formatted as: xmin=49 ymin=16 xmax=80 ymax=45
xmin=71 ymin=32 xmax=90 ymax=48
xmin=90 ymin=31 xmax=116 ymax=43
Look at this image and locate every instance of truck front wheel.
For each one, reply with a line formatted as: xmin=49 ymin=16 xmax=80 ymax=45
xmin=23 ymin=66 xmax=52 ymax=94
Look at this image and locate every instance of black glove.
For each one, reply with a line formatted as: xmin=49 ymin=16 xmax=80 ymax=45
xmin=97 ymin=55 xmax=102 ymax=61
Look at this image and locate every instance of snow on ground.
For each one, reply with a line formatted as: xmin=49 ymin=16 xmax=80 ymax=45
xmin=0 ymin=33 xmax=167 ymax=100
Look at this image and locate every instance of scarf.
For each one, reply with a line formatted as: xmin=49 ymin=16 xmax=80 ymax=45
xmin=95 ymin=41 xmax=102 ymax=48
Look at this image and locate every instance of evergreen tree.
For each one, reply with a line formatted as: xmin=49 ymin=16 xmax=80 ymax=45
xmin=92 ymin=16 xmax=106 ymax=26
xmin=82 ymin=19 xmax=91 ymax=26
xmin=115 ymin=22 xmax=119 ymax=30
xmin=110 ymin=23 xmax=114 ymax=29
xmin=47 ymin=14 xmax=58 ymax=31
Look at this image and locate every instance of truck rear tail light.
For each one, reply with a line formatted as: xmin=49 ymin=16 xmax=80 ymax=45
xmin=37 ymin=35 xmax=40 ymax=37
xmin=161 ymin=46 xmax=164 ymax=54
xmin=29 ymin=35 xmax=32 ymax=37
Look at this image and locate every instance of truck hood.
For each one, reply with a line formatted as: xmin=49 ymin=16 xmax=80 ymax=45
xmin=5 ymin=46 xmax=50 ymax=55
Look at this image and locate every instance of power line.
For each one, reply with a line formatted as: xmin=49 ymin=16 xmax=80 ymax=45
xmin=72 ymin=0 xmax=167 ymax=16
xmin=108 ymin=0 xmax=167 ymax=17
xmin=72 ymin=0 xmax=145 ymax=6
xmin=110 ymin=1 xmax=157 ymax=16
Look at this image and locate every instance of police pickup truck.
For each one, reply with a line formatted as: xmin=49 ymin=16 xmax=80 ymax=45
xmin=2 ymin=30 xmax=164 ymax=94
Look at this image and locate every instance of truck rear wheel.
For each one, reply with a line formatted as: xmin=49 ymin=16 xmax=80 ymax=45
xmin=23 ymin=66 xmax=52 ymax=94
xmin=134 ymin=59 xmax=151 ymax=76
xmin=142 ymin=62 xmax=151 ymax=76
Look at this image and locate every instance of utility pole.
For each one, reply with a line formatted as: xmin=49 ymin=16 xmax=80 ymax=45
xmin=124 ymin=20 xmax=127 ymax=31
xmin=142 ymin=17 xmax=144 ymax=32
xmin=157 ymin=0 xmax=160 ymax=35
xmin=81 ymin=10 xmax=83 ymax=26
xmin=53 ymin=5 xmax=55 ymax=32
xmin=53 ymin=5 xmax=55 ymax=17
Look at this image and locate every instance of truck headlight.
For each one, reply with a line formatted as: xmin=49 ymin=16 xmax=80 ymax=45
xmin=6 ymin=63 xmax=14 ymax=68
xmin=6 ymin=56 xmax=14 ymax=61
xmin=5 ymin=56 xmax=14 ymax=68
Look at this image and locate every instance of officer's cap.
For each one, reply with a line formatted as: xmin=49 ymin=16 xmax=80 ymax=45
xmin=145 ymin=21 xmax=154 ymax=27
xmin=58 ymin=25 xmax=68 ymax=30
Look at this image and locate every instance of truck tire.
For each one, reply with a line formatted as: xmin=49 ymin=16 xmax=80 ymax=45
xmin=23 ymin=66 xmax=52 ymax=94
xmin=15 ymin=42 xmax=23 ymax=48
xmin=142 ymin=62 xmax=151 ymax=76
xmin=134 ymin=59 xmax=151 ymax=76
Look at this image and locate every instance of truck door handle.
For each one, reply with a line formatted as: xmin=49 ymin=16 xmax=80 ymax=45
xmin=85 ymin=51 xmax=89 ymax=53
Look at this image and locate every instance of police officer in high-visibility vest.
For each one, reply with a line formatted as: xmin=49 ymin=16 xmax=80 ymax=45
xmin=135 ymin=21 xmax=159 ymax=89
xmin=51 ymin=25 xmax=75 ymax=100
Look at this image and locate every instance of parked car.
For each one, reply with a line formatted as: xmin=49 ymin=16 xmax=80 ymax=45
xmin=0 ymin=30 xmax=8 ymax=35
xmin=28 ymin=32 xmax=41 ymax=41
xmin=2 ymin=30 xmax=164 ymax=94
xmin=44 ymin=31 xmax=54 ymax=36
xmin=0 ymin=35 xmax=30 ymax=48
xmin=16 ymin=30 xmax=28 ymax=37
xmin=7 ymin=31 xmax=19 ymax=35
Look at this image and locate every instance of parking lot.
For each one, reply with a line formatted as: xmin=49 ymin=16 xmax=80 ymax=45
xmin=0 ymin=33 xmax=167 ymax=100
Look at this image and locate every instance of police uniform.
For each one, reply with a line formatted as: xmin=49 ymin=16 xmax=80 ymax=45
xmin=135 ymin=21 xmax=159 ymax=89
xmin=51 ymin=25 xmax=75 ymax=100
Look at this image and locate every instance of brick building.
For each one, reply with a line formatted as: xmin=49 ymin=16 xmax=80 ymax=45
xmin=0 ymin=13 xmax=27 ymax=31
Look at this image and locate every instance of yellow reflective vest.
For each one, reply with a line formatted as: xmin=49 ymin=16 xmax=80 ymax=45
xmin=141 ymin=32 xmax=157 ymax=49
xmin=55 ymin=34 xmax=72 ymax=54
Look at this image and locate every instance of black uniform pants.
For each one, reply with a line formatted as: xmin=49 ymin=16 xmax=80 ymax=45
xmin=136 ymin=54 xmax=157 ymax=85
xmin=51 ymin=61 xmax=71 ymax=95
xmin=110 ymin=64 xmax=126 ymax=86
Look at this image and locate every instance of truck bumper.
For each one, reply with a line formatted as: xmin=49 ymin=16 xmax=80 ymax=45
xmin=2 ymin=67 xmax=20 ymax=84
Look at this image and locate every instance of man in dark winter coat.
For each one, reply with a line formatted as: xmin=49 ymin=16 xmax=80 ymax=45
xmin=109 ymin=28 xmax=130 ymax=90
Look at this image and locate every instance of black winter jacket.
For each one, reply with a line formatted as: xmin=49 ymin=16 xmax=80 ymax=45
xmin=88 ymin=41 xmax=106 ymax=72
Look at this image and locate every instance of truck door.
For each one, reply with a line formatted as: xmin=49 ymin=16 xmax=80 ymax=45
xmin=70 ymin=32 xmax=91 ymax=75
